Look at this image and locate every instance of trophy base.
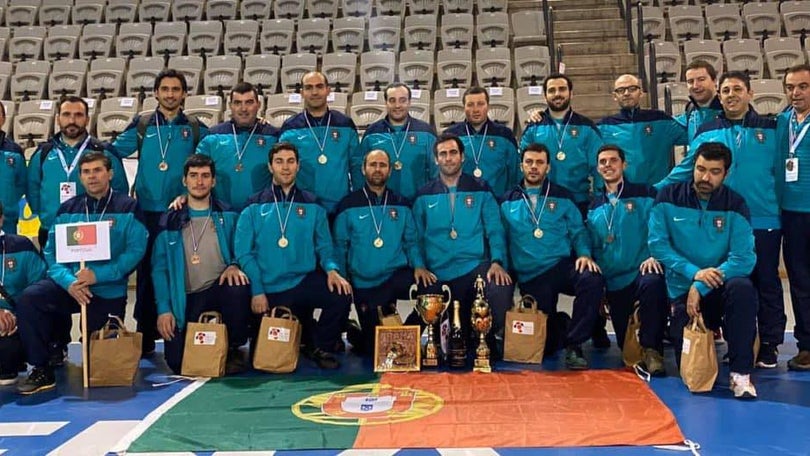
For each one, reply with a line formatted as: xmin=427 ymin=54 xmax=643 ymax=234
xmin=422 ymin=357 xmax=439 ymax=368
xmin=473 ymin=358 xmax=492 ymax=373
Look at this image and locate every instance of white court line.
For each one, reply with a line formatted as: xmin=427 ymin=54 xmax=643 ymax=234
xmin=0 ymin=449 xmax=7 ymax=455
xmin=48 ymin=421 xmax=140 ymax=456
xmin=0 ymin=422 xmax=68 ymax=437
xmin=110 ymin=377 xmax=210 ymax=454
xmin=338 ymin=450 xmax=400 ymax=456
xmin=437 ymin=449 xmax=499 ymax=456
xmin=213 ymin=452 xmax=277 ymax=455
xmin=124 ymin=453 xmax=196 ymax=456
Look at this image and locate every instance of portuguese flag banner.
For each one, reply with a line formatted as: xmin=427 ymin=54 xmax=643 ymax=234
xmin=124 ymin=370 xmax=684 ymax=453
xmin=54 ymin=221 xmax=111 ymax=263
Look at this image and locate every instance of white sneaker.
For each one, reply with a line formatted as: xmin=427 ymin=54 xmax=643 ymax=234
xmin=729 ymin=372 xmax=757 ymax=399
xmin=0 ymin=373 xmax=18 ymax=386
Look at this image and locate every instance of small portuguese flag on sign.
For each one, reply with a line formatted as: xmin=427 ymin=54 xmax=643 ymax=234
xmin=66 ymin=224 xmax=97 ymax=246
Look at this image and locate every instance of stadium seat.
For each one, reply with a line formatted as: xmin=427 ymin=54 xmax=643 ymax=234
xmin=440 ymin=13 xmax=473 ymax=49
xmin=79 ymin=23 xmax=116 ymax=60
xmin=326 ymin=91 xmax=348 ymax=113
xmin=514 ymin=45 xmax=550 ymax=88
xmin=11 ymin=60 xmax=50 ymax=101
xmin=706 ymin=3 xmax=743 ymax=41
xmin=683 ymin=39 xmax=724 ymax=76
xmin=265 ymin=93 xmax=304 ymax=128
xmin=224 ymin=20 xmax=259 ymax=57
xmin=168 ymin=55 xmax=204 ymax=95
xmin=48 ymin=58 xmax=88 ymax=99
xmin=404 ymin=14 xmax=437 ymax=52
xmin=399 ymin=49 xmax=434 ymax=91
xmin=476 ymin=0 xmax=506 ymax=13
xmin=116 ymin=23 xmax=152 ymax=59
xmin=70 ymin=0 xmax=103 ymax=26
xmin=206 ymin=0 xmax=238 ymax=21
xmin=185 ymin=95 xmax=223 ymax=127
xmin=409 ymin=88 xmax=431 ymax=122
xmin=349 ymin=90 xmax=386 ymax=132
xmin=723 ymin=39 xmax=764 ymax=80
xmin=322 ymin=51 xmax=357 ymax=93
xmin=151 ymin=22 xmax=187 ymax=60
xmin=96 ymin=96 xmax=139 ymax=142
xmin=516 ymin=86 xmax=547 ymax=129
xmin=188 ymin=20 xmax=223 ymax=58
xmin=9 ymin=25 xmax=46 ymax=62
xmin=436 ymin=48 xmax=472 ymax=89
xmin=126 ymin=56 xmax=163 ymax=100
xmin=260 ymin=18 xmax=294 ymax=55
xmin=204 ymin=55 xmax=243 ymax=98
xmin=442 ymin=0 xmax=472 ymax=14
xmin=39 ymin=0 xmax=69 ymax=26
xmin=274 ymin=0 xmax=305 ymax=20
xmin=644 ymin=40 xmax=681 ymax=84
xmin=13 ymin=99 xmax=54 ymax=149
xmin=764 ymin=37 xmax=805 ymax=79
xmin=306 ymin=0 xmax=338 ymax=19
xmin=6 ymin=0 xmax=40 ymax=27
xmin=244 ymin=54 xmax=281 ymax=96
xmin=782 ymin=1 xmax=810 ymax=41
xmin=241 ymin=0 xmax=272 ymax=20
xmin=631 ymin=6 xmax=665 ymax=43
xmin=86 ymin=57 xmax=126 ymax=99
xmin=332 ymin=16 xmax=365 ymax=54
xmin=360 ymin=50 xmax=396 ymax=91
xmin=375 ymin=0 xmax=403 ymax=17
xmin=476 ymin=11 xmax=509 ymax=48
xmin=475 ymin=46 xmax=512 ymax=87
xmin=751 ymin=78 xmax=787 ymax=116
xmin=486 ymin=86 xmax=515 ymax=129
xmin=511 ymin=10 xmax=546 ymax=46
xmin=368 ymin=15 xmax=401 ymax=52
xmin=105 ymin=0 xmax=137 ymax=25
xmin=433 ymin=87 xmax=465 ymax=133
xmin=44 ymin=24 xmax=81 ymax=60
xmin=296 ymin=18 xmax=330 ymax=54
xmin=172 ymin=0 xmax=204 ymax=22
xmin=280 ymin=53 xmax=318 ymax=92
xmin=139 ymin=0 xmax=171 ymax=25
xmin=409 ymin=0 xmax=438 ymax=15
xmin=743 ymin=2 xmax=781 ymax=41
xmin=668 ymin=5 xmax=705 ymax=41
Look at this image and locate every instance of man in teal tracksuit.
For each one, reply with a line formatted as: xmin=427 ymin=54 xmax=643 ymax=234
xmin=598 ymin=74 xmax=688 ymax=185
xmin=0 ymin=202 xmax=47 ymax=385
xmin=334 ymin=149 xmax=436 ymax=355
xmin=501 ymin=142 xmax=605 ymax=370
xmin=446 ymin=86 xmax=520 ymax=197
xmin=587 ymin=145 xmax=668 ymax=375
xmin=354 ymin=82 xmax=437 ymax=201
xmin=17 ymin=151 xmax=148 ymax=395
xmin=519 ymin=73 xmax=603 ymax=214
xmin=649 ymin=142 xmax=758 ymax=399
xmin=152 ymin=154 xmax=251 ymax=374
xmin=675 ymin=60 xmax=723 ymax=141
xmin=279 ymin=71 xmax=360 ymax=214
xmin=658 ymin=71 xmax=783 ymax=369
xmin=111 ymin=69 xmax=208 ymax=354
xmin=196 ymin=82 xmax=279 ymax=211
xmin=407 ymin=133 xmax=514 ymax=360
xmin=0 ymin=102 xmax=26 ymax=234
xmin=235 ymin=142 xmax=352 ymax=369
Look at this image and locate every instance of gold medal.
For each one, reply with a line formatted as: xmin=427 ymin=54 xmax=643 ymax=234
xmin=449 ymin=229 xmax=458 ymax=239
xmin=473 ymin=167 xmax=483 ymax=178
xmin=373 ymin=237 xmax=384 ymax=248
xmin=318 ymin=154 xmax=328 ymax=164
xmin=393 ymin=160 xmax=403 ymax=170
xmin=235 ymin=162 xmax=244 ymax=172
xmin=556 ymin=151 xmax=566 ymax=161
xmin=606 ymin=234 xmax=615 ymax=243
xmin=158 ymin=161 xmax=169 ymax=171
xmin=534 ymin=228 xmax=543 ymax=239
xmin=190 ymin=254 xmax=201 ymax=265
xmin=278 ymin=236 xmax=289 ymax=248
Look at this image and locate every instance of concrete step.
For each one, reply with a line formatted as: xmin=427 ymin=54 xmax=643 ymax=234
xmin=559 ymin=40 xmax=630 ymax=55
xmin=554 ymin=18 xmax=626 ymax=34
xmin=554 ymin=27 xmax=628 ymax=41
xmin=562 ymin=53 xmax=637 ymax=68
xmin=546 ymin=0 xmax=618 ymax=10
xmin=553 ymin=7 xmax=621 ymax=21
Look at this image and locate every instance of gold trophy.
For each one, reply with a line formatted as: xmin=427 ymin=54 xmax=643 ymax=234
xmin=410 ymin=284 xmax=452 ymax=368
xmin=471 ymin=275 xmax=493 ymax=373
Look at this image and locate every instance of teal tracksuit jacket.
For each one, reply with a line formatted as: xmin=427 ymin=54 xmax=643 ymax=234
xmin=0 ymin=233 xmax=46 ymax=312
xmin=446 ymin=119 xmax=521 ymax=197
xmin=777 ymin=107 xmax=810 ymax=213
xmin=0 ymin=136 xmax=25 ymax=233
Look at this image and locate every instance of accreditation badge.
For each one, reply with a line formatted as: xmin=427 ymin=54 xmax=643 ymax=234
xmin=786 ymin=158 xmax=799 ymax=182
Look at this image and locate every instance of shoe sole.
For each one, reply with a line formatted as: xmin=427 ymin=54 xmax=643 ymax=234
xmin=734 ymin=392 xmax=757 ymax=400
xmin=566 ymin=364 xmax=589 ymax=371
xmin=0 ymin=378 xmax=18 ymax=386
xmin=755 ymin=361 xmax=777 ymax=369
xmin=18 ymin=383 xmax=56 ymax=395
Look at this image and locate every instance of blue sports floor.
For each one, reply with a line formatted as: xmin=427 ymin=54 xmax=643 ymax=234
xmin=0 ymin=333 xmax=808 ymax=456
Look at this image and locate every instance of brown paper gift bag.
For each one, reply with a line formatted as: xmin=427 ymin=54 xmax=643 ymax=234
xmin=504 ymin=295 xmax=547 ymax=364
xmin=89 ymin=315 xmax=142 ymax=387
xmin=377 ymin=303 xmax=403 ymax=326
xmin=253 ymin=306 xmax=302 ymax=373
xmin=182 ymin=311 xmax=228 ymax=378
xmin=622 ymin=304 xmax=643 ymax=367
xmin=680 ymin=314 xmax=718 ymax=393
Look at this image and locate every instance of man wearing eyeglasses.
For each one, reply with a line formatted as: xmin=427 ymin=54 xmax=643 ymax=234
xmin=597 ymin=74 xmax=688 ymax=186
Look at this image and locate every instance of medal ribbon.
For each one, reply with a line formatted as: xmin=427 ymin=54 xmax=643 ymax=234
xmin=464 ymin=122 xmax=489 ymax=170
xmin=387 ymin=120 xmax=411 ymax=164
xmin=272 ymin=187 xmax=296 ymax=242
xmin=155 ymin=114 xmax=172 ymax=164
xmin=304 ymin=111 xmax=332 ymax=153
xmin=520 ymin=180 xmax=551 ymax=231
xmin=84 ymin=189 xmax=114 ymax=222
xmin=789 ymin=109 xmax=810 ymax=157
xmin=555 ymin=113 xmax=573 ymax=152
xmin=56 ymin=135 xmax=91 ymax=177
xmin=362 ymin=187 xmax=389 ymax=241
xmin=231 ymin=122 xmax=259 ymax=164
xmin=188 ymin=206 xmax=213 ymax=256
xmin=601 ymin=180 xmax=625 ymax=237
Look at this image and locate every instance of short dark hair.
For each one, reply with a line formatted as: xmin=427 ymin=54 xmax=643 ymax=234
xmin=783 ymin=63 xmax=810 ymax=85
xmin=79 ymin=151 xmax=112 ymax=170
xmin=154 ymin=68 xmax=189 ymax=93
xmin=598 ymin=144 xmax=626 ymax=162
xmin=695 ymin=142 xmax=732 ymax=171
xmin=433 ymin=132 xmax=464 ymax=158
xmin=719 ymin=71 xmax=751 ymax=91
xmin=384 ymin=82 xmax=411 ymax=101
xmin=184 ymin=153 xmax=216 ymax=177
xmin=462 ymin=86 xmax=489 ymax=105
xmin=521 ymin=143 xmax=550 ymax=162
xmin=230 ymin=81 xmax=259 ymax=102
xmin=543 ymin=73 xmax=573 ymax=93
xmin=58 ymin=96 xmax=89 ymax=116
xmin=269 ymin=141 xmax=299 ymax=163
xmin=685 ymin=60 xmax=717 ymax=81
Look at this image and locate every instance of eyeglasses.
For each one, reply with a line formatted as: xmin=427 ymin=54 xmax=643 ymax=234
xmin=613 ymin=86 xmax=641 ymax=95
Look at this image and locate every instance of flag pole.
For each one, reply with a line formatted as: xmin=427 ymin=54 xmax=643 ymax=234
xmin=80 ymin=259 xmax=89 ymax=389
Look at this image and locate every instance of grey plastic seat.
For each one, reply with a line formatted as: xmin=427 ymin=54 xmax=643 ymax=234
xmin=79 ymin=23 xmax=115 ymax=59
xmin=404 ymin=14 xmax=436 ymax=51
xmin=657 ymin=82 xmax=690 ymax=116
xmin=368 ymin=15 xmax=400 ymax=52
xmin=0 ymin=28 xmax=10 ymax=62
xmin=139 ymin=0 xmax=171 ymax=24
xmin=96 ymin=97 xmax=140 ymax=142
xmin=224 ymin=20 xmax=259 ymax=56
xmin=172 ymin=0 xmax=204 ymax=22
xmin=1 ymin=100 xmax=15 ymax=133
xmin=332 ymin=16 xmax=365 ymax=54
xmin=442 ymin=0 xmax=472 ymax=14
xmin=631 ymin=6 xmax=665 ymax=43
xmin=683 ymin=40 xmax=723 ymax=76
xmin=168 ymin=55 xmax=204 ymax=95
xmin=241 ymin=0 xmax=272 ymax=20
xmin=104 ymin=0 xmax=137 ymax=25
xmin=516 ymin=86 xmax=547 ymax=129
xmin=44 ymin=24 xmax=81 ymax=60
xmin=644 ymin=40 xmax=681 ymax=84
xmin=475 ymin=46 xmax=511 ymax=88
xmin=116 ymin=23 xmax=152 ymax=59
xmin=184 ymin=95 xmax=223 ymax=127
xmin=126 ymin=56 xmax=164 ymax=99
xmin=86 ymin=57 xmax=126 ymax=98
xmin=476 ymin=0 xmax=505 ymax=13
xmin=296 ymin=18 xmax=330 ymax=54
xmin=274 ymin=0 xmax=304 ymax=20
xmin=0 ymin=62 xmax=13 ymax=99
xmin=140 ymin=97 xmax=159 ymax=116
xmin=706 ymin=3 xmax=743 ymax=41
xmin=782 ymin=1 xmax=810 ymax=40
xmin=723 ymin=39 xmax=764 ymax=80
xmin=11 ymin=60 xmax=50 ymax=101
xmin=204 ymin=55 xmax=243 ymax=97
xmin=206 ymin=0 xmax=238 ymax=20
xmin=440 ymin=13 xmax=473 ymax=49
xmin=375 ymin=0 xmax=403 ymax=17
xmin=436 ymin=48 xmax=472 ymax=89
xmin=306 ymin=0 xmax=338 ymax=18
xmin=398 ymin=49 xmax=433 ymax=90
xmin=764 ymin=37 xmax=804 ymax=79
xmin=349 ymin=90 xmax=385 ymax=132
xmin=476 ymin=11 xmax=509 ymax=48
xmin=280 ymin=53 xmax=318 ymax=92
xmin=744 ymin=2 xmax=781 ymax=40
xmin=511 ymin=10 xmax=545 ymax=46
xmin=408 ymin=92 xmax=430 ymax=123
xmin=5 ymin=0 xmax=40 ymax=27
xmin=751 ymin=78 xmax=787 ymax=116
xmin=265 ymin=93 xmax=304 ymax=128
xmin=70 ymin=0 xmax=103 ymax=26
xmin=343 ymin=0 xmax=372 ymax=17
xmin=322 ymin=52 xmax=357 ymax=93
xmin=514 ymin=45 xmax=550 ymax=87
xmin=188 ymin=21 xmax=223 ymax=58
xmin=48 ymin=58 xmax=88 ymax=98
xmin=360 ymin=50 xmax=396 ymax=91
xmin=14 ymin=99 xmax=55 ymax=149
xmin=244 ymin=54 xmax=281 ymax=96
xmin=326 ymin=91 xmax=348 ymax=113
xmin=668 ymin=5 xmax=705 ymax=41
xmin=486 ymin=86 xmax=514 ymax=129
xmin=260 ymin=18 xmax=294 ymax=55
xmin=151 ymin=22 xmax=187 ymax=59
xmin=39 ymin=0 xmax=69 ymax=26
xmin=9 ymin=26 xmax=46 ymax=62
xmin=433 ymin=88 xmax=465 ymax=133
xmin=409 ymin=0 xmax=438 ymax=15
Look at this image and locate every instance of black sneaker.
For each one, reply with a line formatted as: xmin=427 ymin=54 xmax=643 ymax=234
xmin=17 ymin=367 xmax=56 ymax=395
xmin=756 ymin=343 xmax=778 ymax=369
xmin=564 ymin=345 xmax=589 ymax=370
xmin=302 ymin=346 xmax=340 ymax=369
xmin=591 ymin=326 xmax=611 ymax=349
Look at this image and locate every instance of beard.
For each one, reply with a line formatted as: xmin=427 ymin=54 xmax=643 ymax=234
xmin=548 ymin=97 xmax=571 ymax=113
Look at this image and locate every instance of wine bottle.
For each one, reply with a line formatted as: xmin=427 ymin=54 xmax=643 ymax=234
xmin=449 ymin=300 xmax=467 ymax=369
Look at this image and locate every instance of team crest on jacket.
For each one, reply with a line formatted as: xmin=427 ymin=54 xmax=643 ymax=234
xmin=464 ymin=195 xmax=474 ymax=208
xmin=389 ymin=208 xmax=398 ymax=220
xmin=714 ymin=216 xmax=724 ymax=232
xmin=5 ymin=157 xmax=14 ymax=167
xmin=408 ymin=134 xmax=416 ymax=144
xmin=331 ymin=130 xmax=340 ymax=141
xmin=644 ymin=125 xmax=653 ymax=136
xmin=5 ymin=257 xmax=15 ymax=271
xmin=296 ymin=206 xmax=306 ymax=218
xmin=625 ymin=201 xmax=635 ymax=212
xmin=488 ymin=139 xmax=495 ymax=149
xmin=569 ymin=128 xmax=579 ymax=138
xmin=257 ymin=137 xmax=265 ymax=146
xmin=755 ymin=130 xmax=765 ymax=143
xmin=547 ymin=200 xmax=557 ymax=211
xmin=182 ymin=128 xmax=190 ymax=139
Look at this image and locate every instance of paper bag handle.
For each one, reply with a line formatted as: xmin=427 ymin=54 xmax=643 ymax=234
xmin=198 ymin=311 xmax=222 ymax=324
xmin=97 ymin=314 xmax=128 ymax=339
xmin=689 ymin=313 xmax=708 ymax=333
xmin=269 ymin=306 xmax=298 ymax=322
xmin=514 ymin=294 xmax=538 ymax=312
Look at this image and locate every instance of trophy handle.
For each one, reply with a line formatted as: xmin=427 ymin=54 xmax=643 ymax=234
xmin=409 ymin=283 xmax=418 ymax=301
xmin=441 ymin=284 xmax=452 ymax=311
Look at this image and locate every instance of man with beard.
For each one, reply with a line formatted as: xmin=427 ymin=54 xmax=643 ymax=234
xmin=152 ymin=154 xmax=251 ymax=374
xmin=597 ymin=74 xmax=688 ymax=186
xmin=659 ymin=71 xmax=783 ymax=369
xmin=677 ymin=60 xmax=723 ymax=141
xmin=649 ymin=142 xmax=758 ymax=399
xmin=446 ymin=86 xmax=520 ymax=197
xmin=279 ymin=71 xmax=360 ymax=214
xmin=520 ymin=73 xmax=603 ymax=215
xmin=0 ymin=102 xmax=26 ymax=234
xmin=334 ymin=149 xmax=436 ymax=355
xmin=195 ymin=82 xmax=279 ymax=211
xmin=354 ymin=83 xmax=436 ymax=201
xmin=501 ymin=143 xmax=605 ymax=370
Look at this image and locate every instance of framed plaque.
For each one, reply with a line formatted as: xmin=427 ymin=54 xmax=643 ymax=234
xmin=374 ymin=325 xmax=421 ymax=373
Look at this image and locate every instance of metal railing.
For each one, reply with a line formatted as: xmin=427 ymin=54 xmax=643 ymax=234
xmin=542 ymin=0 xmax=557 ymax=73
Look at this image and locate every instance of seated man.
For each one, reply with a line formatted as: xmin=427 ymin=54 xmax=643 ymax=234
xmin=16 ymin=152 xmax=148 ymax=394
xmin=500 ymin=143 xmax=605 ymax=370
xmin=235 ymin=142 xmax=352 ymax=369
xmin=0 ymin=202 xmax=47 ymax=385
xmin=649 ymin=142 xmax=758 ymax=399
xmin=587 ymin=145 xmax=668 ymax=375
xmin=152 ymin=154 xmax=252 ymax=375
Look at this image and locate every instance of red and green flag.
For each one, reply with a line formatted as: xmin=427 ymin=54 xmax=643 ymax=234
xmin=66 ymin=224 xmax=98 ymax=246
